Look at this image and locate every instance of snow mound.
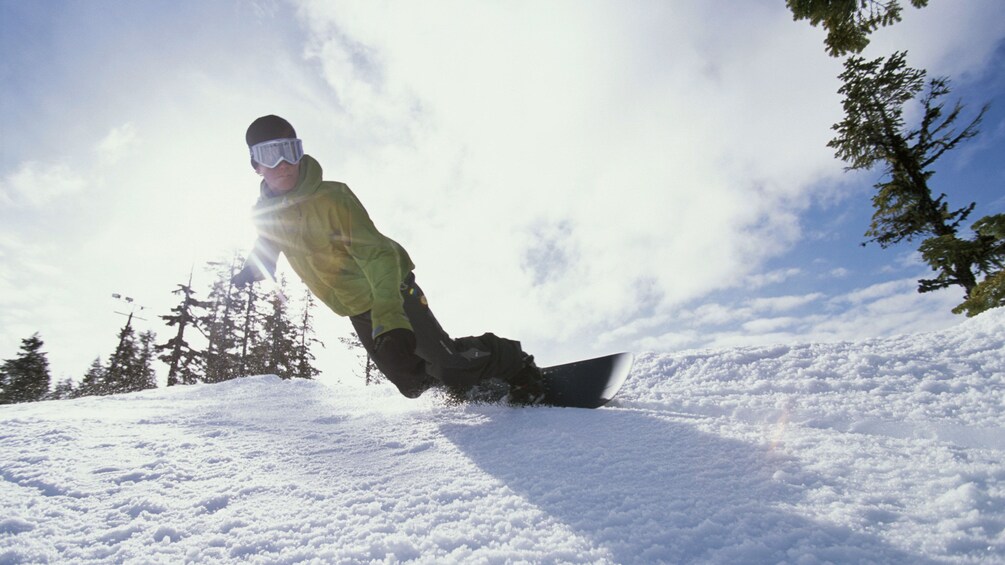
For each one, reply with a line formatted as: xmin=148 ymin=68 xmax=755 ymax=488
xmin=1 ymin=308 xmax=1003 ymax=563
xmin=621 ymin=306 xmax=1005 ymax=449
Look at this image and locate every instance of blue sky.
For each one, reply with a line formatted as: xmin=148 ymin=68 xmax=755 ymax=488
xmin=2 ymin=0 xmax=1003 ymax=383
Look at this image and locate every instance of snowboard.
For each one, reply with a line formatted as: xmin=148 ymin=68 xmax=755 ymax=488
xmin=540 ymin=352 xmax=634 ymax=408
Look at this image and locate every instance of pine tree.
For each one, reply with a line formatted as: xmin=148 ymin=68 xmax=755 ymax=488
xmin=292 ymin=289 xmax=323 ymax=380
xmin=158 ymin=272 xmax=211 ymax=386
xmin=786 ymin=0 xmax=929 ymax=57
xmin=339 ymin=333 xmax=383 ymax=386
xmin=203 ymin=255 xmax=245 ymax=382
xmin=135 ymin=331 xmax=158 ymax=392
xmin=103 ymin=322 xmax=139 ymax=394
xmin=926 ymin=215 xmax=1005 ymax=316
xmin=103 ymin=319 xmax=156 ymax=394
xmin=47 ymin=378 xmax=76 ymax=400
xmin=247 ymin=277 xmax=299 ymax=378
xmin=235 ymin=279 xmax=264 ymax=379
xmin=830 ymin=52 xmax=1003 ymax=314
xmin=76 ymin=358 xmax=107 ymax=397
xmin=0 ymin=333 xmax=52 ymax=404
xmin=788 ymin=3 xmax=1003 ymax=317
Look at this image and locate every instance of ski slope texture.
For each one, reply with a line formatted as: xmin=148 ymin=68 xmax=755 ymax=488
xmin=2 ymin=309 xmax=1004 ymax=564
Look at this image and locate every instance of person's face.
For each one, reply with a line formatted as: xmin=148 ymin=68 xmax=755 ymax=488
xmin=256 ymin=159 xmax=300 ymax=194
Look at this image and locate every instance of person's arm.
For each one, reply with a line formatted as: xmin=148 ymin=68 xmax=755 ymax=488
xmin=232 ymin=236 xmax=279 ymax=287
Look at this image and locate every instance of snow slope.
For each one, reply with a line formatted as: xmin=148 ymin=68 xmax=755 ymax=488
xmin=2 ymin=309 xmax=1004 ymax=564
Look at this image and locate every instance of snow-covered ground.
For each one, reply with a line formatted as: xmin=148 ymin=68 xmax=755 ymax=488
xmin=2 ymin=309 xmax=1004 ymax=564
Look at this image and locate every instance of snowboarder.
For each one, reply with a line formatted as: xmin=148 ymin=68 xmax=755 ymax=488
xmin=232 ymin=115 xmax=544 ymax=404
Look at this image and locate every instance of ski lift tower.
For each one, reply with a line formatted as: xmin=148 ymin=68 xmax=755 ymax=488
xmin=111 ymin=293 xmax=147 ymax=330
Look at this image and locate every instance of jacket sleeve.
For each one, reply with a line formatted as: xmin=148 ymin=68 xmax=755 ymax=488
xmin=330 ymin=192 xmax=412 ymax=338
xmin=240 ymin=236 xmax=279 ymax=282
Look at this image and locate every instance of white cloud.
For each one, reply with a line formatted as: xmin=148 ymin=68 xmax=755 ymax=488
xmin=95 ymin=123 xmax=139 ymax=166
xmin=748 ymin=293 xmax=825 ymax=314
xmin=834 ymin=279 xmax=918 ymax=306
xmin=865 ymin=0 xmax=1005 ymax=80
xmin=689 ymin=303 xmax=747 ymax=328
xmin=746 ymin=268 xmax=804 ymax=289
xmin=0 ymin=161 xmax=87 ymax=208
xmin=810 ymin=281 xmax=961 ymax=341
xmin=741 ymin=316 xmax=800 ymax=334
xmin=280 ymin=1 xmax=1005 ymax=364
xmin=603 ymin=274 xmax=960 ymax=354
xmin=292 ymin=2 xmax=853 ymax=352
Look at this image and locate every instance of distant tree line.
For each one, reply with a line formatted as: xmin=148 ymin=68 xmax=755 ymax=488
xmin=157 ymin=253 xmax=323 ymax=387
xmin=0 ymin=253 xmax=332 ymax=405
xmin=787 ymin=0 xmax=1005 ymax=316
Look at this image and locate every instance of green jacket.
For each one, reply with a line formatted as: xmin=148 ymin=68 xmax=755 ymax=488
xmin=250 ymin=155 xmax=415 ymax=337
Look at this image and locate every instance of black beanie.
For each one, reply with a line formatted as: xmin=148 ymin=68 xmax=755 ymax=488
xmin=246 ymin=115 xmax=297 ymax=147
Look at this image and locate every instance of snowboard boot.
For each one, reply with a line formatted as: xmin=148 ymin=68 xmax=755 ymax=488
xmin=507 ymin=356 xmax=546 ymax=406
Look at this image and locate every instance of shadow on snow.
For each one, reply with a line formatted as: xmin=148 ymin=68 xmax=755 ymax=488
xmin=439 ymin=407 xmax=937 ymax=565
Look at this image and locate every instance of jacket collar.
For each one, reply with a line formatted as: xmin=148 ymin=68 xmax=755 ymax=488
xmin=258 ymin=154 xmax=323 ymax=200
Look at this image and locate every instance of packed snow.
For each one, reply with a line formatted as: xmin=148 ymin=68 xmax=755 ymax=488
xmin=2 ymin=309 xmax=1004 ymax=564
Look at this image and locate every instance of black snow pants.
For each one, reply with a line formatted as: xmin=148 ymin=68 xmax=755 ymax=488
xmin=349 ymin=273 xmax=526 ymax=398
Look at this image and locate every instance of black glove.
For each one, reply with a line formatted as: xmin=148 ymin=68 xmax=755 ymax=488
xmin=374 ymin=329 xmax=424 ymax=376
xmin=231 ymin=264 xmax=261 ymax=287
